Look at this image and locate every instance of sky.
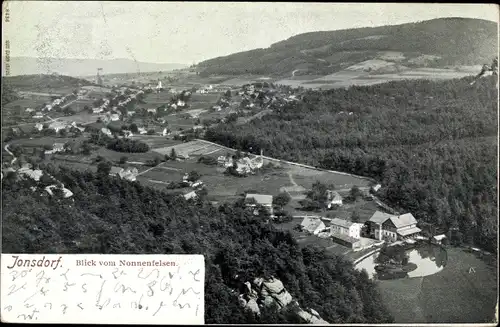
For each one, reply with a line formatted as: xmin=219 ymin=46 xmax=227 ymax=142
xmin=2 ymin=1 xmax=499 ymax=65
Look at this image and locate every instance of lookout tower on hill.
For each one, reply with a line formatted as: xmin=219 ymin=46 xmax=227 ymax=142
xmin=96 ymin=68 xmax=103 ymax=86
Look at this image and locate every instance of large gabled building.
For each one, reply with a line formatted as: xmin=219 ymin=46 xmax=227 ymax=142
xmin=366 ymin=211 xmax=421 ymax=242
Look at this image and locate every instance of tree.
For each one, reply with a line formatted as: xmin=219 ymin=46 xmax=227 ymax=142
xmin=97 ymin=161 xmax=112 ymax=176
xmin=170 ymin=148 xmax=177 ymax=160
xmin=303 ymin=181 xmax=328 ymax=210
xmin=130 ymin=123 xmax=139 ymax=133
xmin=82 ymin=141 xmax=92 ymax=155
xmin=119 ymin=156 xmax=128 ymax=165
xmin=187 ymin=170 xmax=201 ymax=182
xmin=273 ymin=192 xmax=291 ymax=208
xmin=351 ymin=210 xmax=361 ymax=223
xmin=349 ymin=185 xmax=363 ymax=202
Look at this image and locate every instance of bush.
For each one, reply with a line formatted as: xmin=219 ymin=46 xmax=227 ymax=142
xmin=198 ymin=156 xmax=218 ymax=166
xmin=107 ymin=139 xmax=149 ymax=153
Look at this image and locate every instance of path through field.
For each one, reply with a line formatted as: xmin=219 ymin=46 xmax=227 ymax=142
xmin=136 ymin=162 xmax=165 ymax=176
xmin=4 ymin=144 xmax=17 ymax=165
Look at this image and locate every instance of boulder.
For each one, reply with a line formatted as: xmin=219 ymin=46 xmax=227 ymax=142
xmin=309 ymin=308 xmax=320 ymax=317
xmin=262 ymin=295 xmax=276 ymax=307
xmin=238 ymin=294 xmax=247 ymax=308
xmin=271 ymin=289 xmax=293 ymax=308
xmin=262 ymin=278 xmax=285 ymax=294
xmin=253 ymin=277 xmax=264 ymax=288
xmin=246 ymin=298 xmax=260 ymax=315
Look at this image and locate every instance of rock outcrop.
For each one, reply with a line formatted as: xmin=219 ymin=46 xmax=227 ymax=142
xmin=237 ymin=276 xmax=329 ymax=324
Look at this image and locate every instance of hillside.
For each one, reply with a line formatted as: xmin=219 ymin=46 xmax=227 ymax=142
xmin=205 ymin=76 xmax=498 ymax=253
xmin=2 ymin=167 xmax=393 ymax=324
xmin=3 ymin=74 xmax=96 ymax=91
xmin=196 ymin=18 xmax=498 ymax=77
xmin=2 ymin=57 xmax=187 ymax=77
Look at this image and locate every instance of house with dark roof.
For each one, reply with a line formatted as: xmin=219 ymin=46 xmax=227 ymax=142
xmin=366 ymin=211 xmax=421 ymax=242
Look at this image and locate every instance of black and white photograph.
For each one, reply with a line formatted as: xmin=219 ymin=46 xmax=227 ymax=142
xmin=1 ymin=1 xmax=498 ymax=324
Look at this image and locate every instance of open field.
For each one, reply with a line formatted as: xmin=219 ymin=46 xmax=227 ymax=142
xmin=152 ymin=139 xmax=225 ymax=156
xmin=276 ymin=67 xmax=478 ymax=90
xmin=129 ymin=135 xmax=181 ymax=149
xmin=376 ymin=247 xmax=497 ymax=323
xmin=2 ymin=96 xmax=52 ymax=111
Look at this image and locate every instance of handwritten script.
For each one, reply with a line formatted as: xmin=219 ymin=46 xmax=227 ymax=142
xmin=1 ymin=254 xmax=205 ymax=324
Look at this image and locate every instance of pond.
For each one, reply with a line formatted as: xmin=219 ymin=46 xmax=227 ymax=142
xmin=356 ymin=244 xmax=447 ymax=280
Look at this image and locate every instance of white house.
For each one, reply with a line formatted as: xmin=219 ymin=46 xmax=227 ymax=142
xmin=45 ymin=143 xmax=66 ymax=154
xmin=25 ymin=107 xmax=35 ymax=113
xmin=93 ymin=107 xmax=104 ymax=114
xmin=109 ymin=113 xmax=120 ymax=121
xmin=330 ymin=218 xmax=363 ymax=239
xmin=123 ymin=130 xmax=133 ymax=138
xmin=177 ymin=99 xmax=186 ymax=107
xmin=183 ymin=191 xmax=197 ymax=200
xmin=433 ymin=234 xmax=447 ymax=245
xmin=33 ymin=112 xmax=44 ymax=119
xmin=48 ymin=121 xmax=67 ymax=133
xmin=17 ymin=168 xmax=43 ymax=181
xmin=127 ymin=111 xmax=136 ymax=117
xmin=326 ymin=190 xmax=343 ymax=208
xmin=45 ymin=185 xmax=74 ymax=198
xmin=110 ymin=167 xmax=138 ymax=181
xmin=138 ymin=127 xmax=148 ymax=135
xmin=372 ymin=184 xmax=382 ymax=192
xmin=300 ymin=216 xmax=327 ymax=235
xmin=34 ymin=123 xmax=44 ymax=131
xmin=101 ymin=128 xmax=112 ymax=136
xmin=147 ymin=108 xmax=157 ymax=114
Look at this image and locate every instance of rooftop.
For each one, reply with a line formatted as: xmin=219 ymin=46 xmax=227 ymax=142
xmin=397 ymin=226 xmax=422 ymax=236
xmin=301 ymin=216 xmax=325 ymax=232
xmin=368 ymin=211 xmax=394 ymax=224
xmin=330 ymin=218 xmax=355 ymax=229
xmin=245 ymin=193 xmax=273 ymax=206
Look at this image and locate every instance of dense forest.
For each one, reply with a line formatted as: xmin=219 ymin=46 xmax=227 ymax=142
xmin=196 ymin=18 xmax=497 ymax=76
xmin=2 ymin=166 xmax=393 ymax=324
xmin=205 ymin=76 xmax=498 ymax=252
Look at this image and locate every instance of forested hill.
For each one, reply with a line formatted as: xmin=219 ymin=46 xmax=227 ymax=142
xmin=2 ymin=166 xmax=393 ymax=324
xmin=196 ymin=17 xmax=497 ymax=76
xmin=205 ymin=75 xmax=498 ymax=252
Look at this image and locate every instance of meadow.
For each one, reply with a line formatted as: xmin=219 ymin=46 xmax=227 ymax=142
xmin=376 ymin=247 xmax=497 ymax=323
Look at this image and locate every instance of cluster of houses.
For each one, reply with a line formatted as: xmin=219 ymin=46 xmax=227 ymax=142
xmin=298 ymin=210 xmax=424 ymax=250
xmin=109 ymin=166 xmax=139 ymax=181
xmin=181 ymin=174 xmax=205 ymax=200
xmin=2 ymin=164 xmax=74 ymax=199
xmin=27 ymin=93 xmax=77 ymax=120
xmin=238 ymin=189 xmax=425 ymax=250
xmin=42 ymin=93 xmax=76 ymax=112
xmin=237 ymin=83 xmax=301 ymax=110
xmin=218 ymin=150 xmax=264 ymax=175
xmin=196 ymin=84 xmax=219 ymax=94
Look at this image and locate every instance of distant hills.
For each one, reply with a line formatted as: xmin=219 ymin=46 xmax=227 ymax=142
xmin=196 ymin=17 xmax=498 ymax=77
xmin=2 ymin=57 xmax=187 ymax=77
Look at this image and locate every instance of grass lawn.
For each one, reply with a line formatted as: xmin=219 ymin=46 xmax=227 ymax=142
xmin=377 ymin=247 xmax=498 ymax=323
